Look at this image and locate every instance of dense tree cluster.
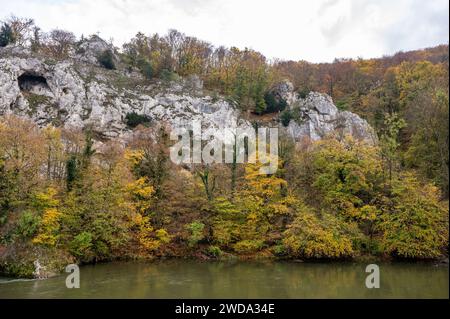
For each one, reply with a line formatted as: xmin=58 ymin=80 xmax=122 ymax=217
xmin=0 ymin=115 xmax=447 ymax=276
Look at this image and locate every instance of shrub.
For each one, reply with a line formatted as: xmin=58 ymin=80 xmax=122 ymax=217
xmin=264 ymin=92 xmax=287 ymax=113
xmin=185 ymin=221 xmax=205 ymax=247
xmin=69 ymin=231 xmax=93 ymax=260
xmin=335 ymin=100 xmax=349 ymax=110
xmin=233 ymin=240 xmax=264 ymax=254
xmin=161 ymin=69 xmax=180 ymax=82
xmin=15 ymin=211 xmax=40 ymax=239
xmin=125 ymin=112 xmax=151 ymax=128
xmin=207 ymin=245 xmax=222 ymax=258
xmin=378 ymin=173 xmax=449 ymax=259
xmin=155 ymin=228 xmax=171 ymax=244
xmin=298 ymin=90 xmax=309 ymax=99
xmin=0 ymin=23 xmax=15 ymax=47
xmin=283 ymin=206 xmax=355 ymax=259
xmin=32 ymin=208 xmax=61 ymax=247
xmin=271 ymin=244 xmax=287 ymax=256
xmin=137 ymin=57 xmax=153 ymax=79
xmin=280 ymin=110 xmax=292 ymax=127
xmin=97 ymin=50 xmax=116 ymax=70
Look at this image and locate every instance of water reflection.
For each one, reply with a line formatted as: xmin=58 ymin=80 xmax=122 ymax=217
xmin=0 ymin=260 xmax=448 ymax=299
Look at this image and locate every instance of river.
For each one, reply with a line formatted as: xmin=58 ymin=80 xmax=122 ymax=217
xmin=0 ymin=260 xmax=448 ymax=298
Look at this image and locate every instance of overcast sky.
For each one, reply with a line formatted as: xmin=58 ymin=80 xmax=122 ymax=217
xmin=0 ymin=0 xmax=448 ymax=62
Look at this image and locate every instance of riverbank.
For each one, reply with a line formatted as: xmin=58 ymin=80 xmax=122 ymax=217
xmin=1 ymin=241 xmax=447 ymax=280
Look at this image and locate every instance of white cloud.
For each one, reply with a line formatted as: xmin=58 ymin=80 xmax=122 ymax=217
xmin=0 ymin=0 xmax=448 ymax=62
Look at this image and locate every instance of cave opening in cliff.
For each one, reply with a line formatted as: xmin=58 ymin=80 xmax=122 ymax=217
xmin=17 ymin=72 xmax=50 ymax=94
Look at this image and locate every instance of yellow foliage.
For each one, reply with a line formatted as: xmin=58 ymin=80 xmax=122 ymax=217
xmin=133 ymin=213 xmax=171 ymax=251
xmin=126 ymin=177 xmax=154 ymax=213
xmin=124 ymin=149 xmax=144 ymax=166
xmin=34 ymin=187 xmax=59 ymax=208
xmin=283 ymin=207 xmax=355 ymax=259
xmin=32 ymin=208 xmax=62 ymax=246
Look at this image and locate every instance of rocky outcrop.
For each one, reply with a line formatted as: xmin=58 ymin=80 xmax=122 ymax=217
xmin=75 ymin=35 xmax=118 ymax=66
xmin=0 ymin=52 xmax=244 ymax=140
xmin=0 ymin=47 xmax=376 ymax=144
xmin=273 ymin=81 xmax=376 ymax=143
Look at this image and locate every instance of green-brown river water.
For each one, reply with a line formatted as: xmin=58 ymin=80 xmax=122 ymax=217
xmin=0 ymin=260 xmax=448 ymax=298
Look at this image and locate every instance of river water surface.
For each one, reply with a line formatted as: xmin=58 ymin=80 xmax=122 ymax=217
xmin=0 ymin=260 xmax=448 ymax=298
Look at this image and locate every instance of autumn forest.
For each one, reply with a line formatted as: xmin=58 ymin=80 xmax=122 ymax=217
xmin=0 ymin=16 xmax=448 ymax=278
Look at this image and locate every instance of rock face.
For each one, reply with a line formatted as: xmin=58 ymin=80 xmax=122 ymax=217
xmin=272 ymin=81 xmax=376 ymax=143
xmin=75 ymin=35 xmax=118 ymax=66
xmin=0 ymin=47 xmax=376 ymax=144
xmin=0 ymin=51 xmax=244 ymax=140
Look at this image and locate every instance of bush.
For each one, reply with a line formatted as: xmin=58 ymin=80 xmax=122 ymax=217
xmin=271 ymin=244 xmax=287 ymax=256
xmin=264 ymin=92 xmax=287 ymax=113
xmin=155 ymin=228 xmax=171 ymax=244
xmin=335 ymin=100 xmax=349 ymax=110
xmin=298 ymin=90 xmax=309 ymax=99
xmin=0 ymin=23 xmax=15 ymax=47
xmin=97 ymin=50 xmax=116 ymax=70
xmin=378 ymin=173 xmax=449 ymax=259
xmin=137 ymin=57 xmax=153 ymax=79
xmin=125 ymin=112 xmax=151 ymax=128
xmin=233 ymin=240 xmax=264 ymax=254
xmin=69 ymin=231 xmax=93 ymax=260
xmin=280 ymin=110 xmax=292 ymax=127
xmin=15 ymin=211 xmax=40 ymax=239
xmin=161 ymin=69 xmax=180 ymax=82
xmin=283 ymin=206 xmax=355 ymax=259
xmin=185 ymin=221 xmax=205 ymax=247
xmin=207 ymin=245 xmax=222 ymax=258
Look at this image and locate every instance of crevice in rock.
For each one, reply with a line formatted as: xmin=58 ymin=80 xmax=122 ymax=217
xmin=18 ymin=72 xmax=51 ymax=95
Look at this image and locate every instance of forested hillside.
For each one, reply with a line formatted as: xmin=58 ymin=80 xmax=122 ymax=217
xmin=0 ymin=16 xmax=448 ymax=278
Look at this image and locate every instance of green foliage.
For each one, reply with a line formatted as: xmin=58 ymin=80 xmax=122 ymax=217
xmin=271 ymin=244 xmax=287 ymax=256
xmin=15 ymin=211 xmax=40 ymax=239
xmin=207 ymin=245 xmax=222 ymax=258
xmin=125 ymin=112 xmax=151 ymax=128
xmin=0 ymin=23 xmax=15 ymax=47
xmin=378 ymin=173 xmax=448 ymax=259
xmin=404 ymin=89 xmax=449 ymax=196
xmin=379 ymin=112 xmax=406 ymax=187
xmin=66 ymin=155 xmax=77 ymax=191
xmin=161 ymin=69 xmax=180 ymax=82
xmin=137 ymin=57 xmax=153 ymax=79
xmin=69 ymin=231 xmax=93 ymax=260
xmin=280 ymin=110 xmax=292 ymax=127
xmin=335 ymin=100 xmax=349 ymax=111
xmin=97 ymin=50 xmax=116 ymax=70
xmin=297 ymin=90 xmax=309 ymax=99
xmin=185 ymin=221 xmax=205 ymax=247
xmin=308 ymin=137 xmax=383 ymax=221
xmin=155 ymin=228 xmax=171 ymax=244
xmin=264 ymin=92 xmax=287 ymax=113
xmin=1 ymin=39 xmax=450 ymax=274
xmin=24 ymin=93 xmax=50 ymax=112
xmin=0 ymin=259 xmax=35 ymax=278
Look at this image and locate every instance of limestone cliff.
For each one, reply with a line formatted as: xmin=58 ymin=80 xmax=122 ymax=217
xmin=0 ymin=39 xmax=376 ymax=144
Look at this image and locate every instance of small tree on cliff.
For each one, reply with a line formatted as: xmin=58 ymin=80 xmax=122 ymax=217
xmin=0 ymin=23 xmax=16 ymax=47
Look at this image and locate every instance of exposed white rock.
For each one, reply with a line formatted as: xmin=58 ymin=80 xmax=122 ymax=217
xmin=278 ymin=83 xmax=376 ymax=143
xmin=74 ymin=35 xmax=118 ymax=66
xmin=0 ymin=49 xmax=376 ymax=144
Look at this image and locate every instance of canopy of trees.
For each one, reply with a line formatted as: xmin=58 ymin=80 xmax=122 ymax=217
xmin=0 ymin=115 xmax=448 ymax=277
